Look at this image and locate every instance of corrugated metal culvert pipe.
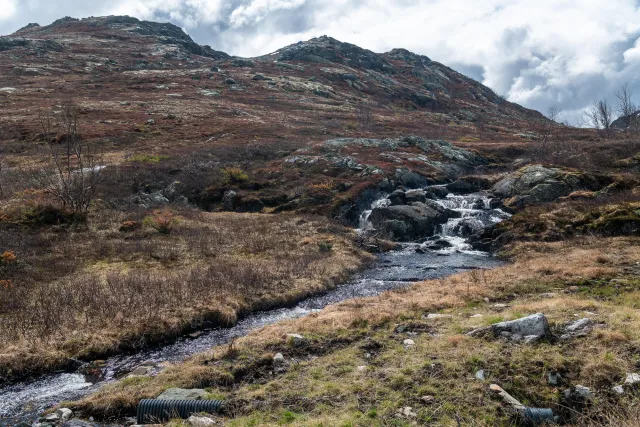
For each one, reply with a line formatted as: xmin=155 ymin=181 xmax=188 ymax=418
xmin=137 ymin=399 xmax=224 ymax=424
xmin=521 ymin=407 xmax=557 ymax=425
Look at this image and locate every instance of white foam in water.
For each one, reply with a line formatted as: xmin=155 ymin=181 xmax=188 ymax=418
xmin=0 ymin=373 xmax=92 ymax=417
xmin=433 ymin=193 xmax=510 ymax=254
xmin=358 ymin=197 xmax=390 ymax=231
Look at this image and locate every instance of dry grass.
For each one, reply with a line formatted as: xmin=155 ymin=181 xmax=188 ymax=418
xmin=0 ymin=209 xmax=370 ymax=383
xmin=69 ymin=236 xmax=640 ymax=425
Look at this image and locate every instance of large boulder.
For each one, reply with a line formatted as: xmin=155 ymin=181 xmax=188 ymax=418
xmin=492 ymin=165 xmax=601 ymax=207
xmin=468 ymin=313 xmax=551 ymax=343
xmin=368 ymin=200 xmax=460 ymax=241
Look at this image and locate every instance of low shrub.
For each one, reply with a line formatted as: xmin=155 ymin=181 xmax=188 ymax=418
xmin=143 ymin=209 xmax=178 ymax=234
xmin=221 ymin=167 xmax=249 ymax=183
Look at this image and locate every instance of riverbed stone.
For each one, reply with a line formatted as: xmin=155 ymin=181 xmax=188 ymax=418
xmin=157 ymin=387 xmax=208 ymax=400
xmin=368 ymin=200 xmax=459 ymax=241
xmin=56 ymin=408 xmax=73 ymax=421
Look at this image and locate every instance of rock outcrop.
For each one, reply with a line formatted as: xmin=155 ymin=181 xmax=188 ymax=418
xmin=368 ymin=200 xmax=459 ymax=241
xmin=492 ymin=165 xmax=602 ymax=207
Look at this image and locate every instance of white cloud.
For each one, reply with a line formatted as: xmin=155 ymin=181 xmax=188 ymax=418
xmin=229 ymin=0 xmax=307 ymax=28
xmin=0 ymin=0 xmax=17 ymax=20
xmin=3 ymin=0 xmax=640 ymax=124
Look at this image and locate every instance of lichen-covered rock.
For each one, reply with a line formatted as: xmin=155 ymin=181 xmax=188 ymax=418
xmin=493 ymin=165 xmax=602 ymax=207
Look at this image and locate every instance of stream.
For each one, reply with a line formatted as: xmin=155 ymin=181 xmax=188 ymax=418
xmin=0 ymin=191 xmax=509 ymax=426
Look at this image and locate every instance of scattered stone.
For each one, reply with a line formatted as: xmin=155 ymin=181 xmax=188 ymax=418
xmin=625 ymin=372 xmax=640 ymax=385
xmin=492 ymin=303 xmax=509 ymax=309
xmin=41 ymin=413 xmax=60 ymax=423
xmin=199 ymin=89 xmax=220 ymax=96
xmin=286 ymin=333 xmax=306 ymax=347
xmin=560 ymin=318 xmax=593 ymax=340
xmin=468 ymin=313 xmax=551 ymax=343
xmin=120 ymin=101 xmax=130 ymax=106
xmin=397 ymin=406 xmax=417 ymax=417
xmin=548 ymin=372 xmax=562 ymax=386
xmin=425 ymin=313 xmax=453 ymax=320
xmin=157 ymin=388 xmax=208 ymax=400
xmin=563 ymin=385 xmax=594 ymax=401
xmin=187 ymin=415 xmax=217 ymax=427
xmin=420 ymin=395 xmax=435 ymax=404
xmin=221 ymin=190 xmax=237 ymax=211
xmin=128 ymin=365 xmax=152 ymax=377
xmin=357 ymin=365 xmax=367 ymax=372
xmin=470 ymin=314 xmax=483 ymax=318
xmin=273 ymin=353 xmax=285 ymax=363
xmin=403 ymin=339 xmax=415 ymax=347
xmin=252 ymin=74 xmax=266 ymax=80
xmin=146 ymin=119 xmax=155 ymax=125
xmin=475 ymin=370 xmax=485 ymax=381
xmin=56 ymin=408 xmax=73 ymax=422
xmin=225 ymin=78 xmax=236 ymax=84
xmin=612 ymin=385 xmax=625 ymax=395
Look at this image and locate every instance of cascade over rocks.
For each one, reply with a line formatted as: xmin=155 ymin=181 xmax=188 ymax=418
xmin=368 ymin=200 xmax=460 ymax=241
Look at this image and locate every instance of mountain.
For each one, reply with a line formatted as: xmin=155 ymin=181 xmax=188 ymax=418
xmin=0 ymin=15 xmax=550 ymax=219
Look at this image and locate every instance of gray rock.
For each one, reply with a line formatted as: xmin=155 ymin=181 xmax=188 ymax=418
xmin=625 ymin=372 xmax=640 ymax=385
xmin=548 ymin=372 xmax=562 ymax=386
xmin=157 ymin=388 xmax=208 ymax=400
xmin=188 ymin=415 xmax=217 ymax=427
xmin=128 ymin=366 xmax=152 ymax=377
xmin=424 ymin=186 xmax=449 ymax=199
xmin=563 ymin=385 xmax=593 ymax=401
xmin=222 ymin=190 xmax=237 ymax=211
xmin=468 ymin=313 xmax=551 ymax=342
xmin=56 ymin=408 xmax=73 ymax=421
xmin=475 ymin=370 xmax=485 ymax=380
xmin=286 ymin=333 xmax=306 ymax=346
xmin=403 ymin=339 xmax=415 ymax=346
xmin=404 ymin=189 xmax=427 ymax=203
xmin=560 ymin=318 xmax=594 ymax=340
xmin=252 ymin=74 xmax=266 ymax=80
xmin=388 ymin=189 xmax=406 ymax=206
xmin=146 ymin=119 xmax=155 ymax=125
xmin=368 ymin=200 xmax=459 ymax=241
xmin=273 ymin=353 xmax=285 ymax=364
xmin=225 ymin=78 xmax=236 ymax=84
xmin=612 ymin=385 xmax=625 ymax=394
xmin=492 ymin=165 xmax=596 ymax=206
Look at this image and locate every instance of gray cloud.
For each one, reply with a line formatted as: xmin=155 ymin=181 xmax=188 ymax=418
xmin=3 ymin=0 xmax=640 ymax=124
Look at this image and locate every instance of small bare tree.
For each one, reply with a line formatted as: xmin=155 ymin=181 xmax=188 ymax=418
xmin=614 ymin=83 xmax=637 ymax=132
xmin=583 ymin=98 xmax=614 ymax=139
xmin=32 ymin=101 xmax=104 ymax=212
xmin=547 ymin=105 xmax=560 ymax=123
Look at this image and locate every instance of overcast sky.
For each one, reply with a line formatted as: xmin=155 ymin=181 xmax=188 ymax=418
xmin=2 ymin=0 xmax=640 ymax=124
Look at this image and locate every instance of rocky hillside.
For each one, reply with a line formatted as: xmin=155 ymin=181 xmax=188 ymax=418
xmin=0 ymin=15 xmax=556 ymax=221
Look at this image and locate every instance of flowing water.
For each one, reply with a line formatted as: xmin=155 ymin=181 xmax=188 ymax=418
xmin=0 ymin=191 xmax=509 ymax=426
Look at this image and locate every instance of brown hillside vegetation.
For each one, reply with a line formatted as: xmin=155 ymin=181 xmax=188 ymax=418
xmin=0 ymin=209 xmax=369 ymax=383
